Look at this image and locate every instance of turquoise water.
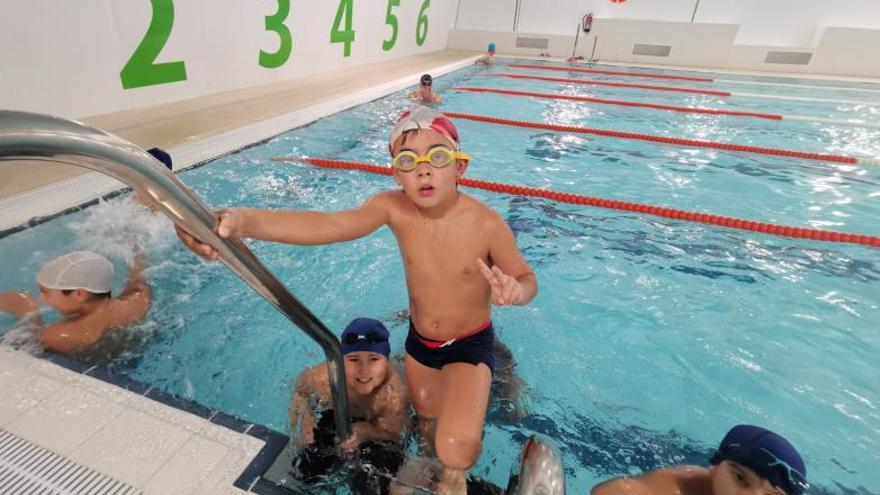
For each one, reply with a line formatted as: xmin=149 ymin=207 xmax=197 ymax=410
xmin=1 ymin=62 xmax=879 ymax=494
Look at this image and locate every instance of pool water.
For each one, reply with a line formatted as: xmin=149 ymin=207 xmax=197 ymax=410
xmin=1 ymin=61 xmax=878 ymax=494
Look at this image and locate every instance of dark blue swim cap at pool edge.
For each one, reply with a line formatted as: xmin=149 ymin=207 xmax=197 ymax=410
xmin=340 ymin=318 xmax=390 ymax=357
xmin=710 ymin=425 xmax=808 ymax=495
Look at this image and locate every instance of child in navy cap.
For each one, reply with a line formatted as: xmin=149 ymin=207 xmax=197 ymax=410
xmin=592 ymin=424 xmax=808 ymax=495
xmin=289 ymin=318 xmax=409 ymax=493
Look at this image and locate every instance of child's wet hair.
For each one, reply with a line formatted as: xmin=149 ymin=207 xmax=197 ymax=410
xmin=61 ymin=289 xmax=112 ymax=300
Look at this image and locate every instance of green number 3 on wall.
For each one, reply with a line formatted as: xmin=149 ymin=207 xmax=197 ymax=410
xmin=260 ymin=0 xmax=293 ymax=68
xmin=120 ymin=0 xmax=188 ymax=89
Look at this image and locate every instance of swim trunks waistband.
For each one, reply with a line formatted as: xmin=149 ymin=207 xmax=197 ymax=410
xmin=411 ymin=320 xmax=492 ymax=349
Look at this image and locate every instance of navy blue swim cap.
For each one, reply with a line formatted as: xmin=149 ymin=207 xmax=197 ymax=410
xmin=710 ymin=425 xmax=808 ymax=495
xmin=147 ymin=147 xmax=173 ymax=171
xmin=340 ymin=318 xmax=390 ymax=357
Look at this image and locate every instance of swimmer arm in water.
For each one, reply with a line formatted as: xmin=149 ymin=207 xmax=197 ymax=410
xmin=0 ymin=291 xmax=40 ymax=321
xmin=290 ymin=365 xmax=323 ymax=446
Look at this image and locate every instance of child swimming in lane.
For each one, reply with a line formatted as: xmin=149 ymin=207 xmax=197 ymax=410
xmin=475 ymin=43 xmax=497 ymax=65
xmin=0 ymin=251 xmax=151 ymax=361
xmin=175 ymin=106 xmax=538 ymax=495
xmin=591 ymin=425 xmax=809 ymax=495
xmin=410 ymin=74 xmax=442 ymax=105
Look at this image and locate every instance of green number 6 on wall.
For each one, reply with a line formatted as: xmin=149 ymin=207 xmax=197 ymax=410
xmin=416 ymin=0 xmax=430 ymax=46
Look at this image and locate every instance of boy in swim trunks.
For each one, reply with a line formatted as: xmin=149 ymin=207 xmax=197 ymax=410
xmin=475 ymin=43 xmax=497 ymax=65
xmin=175 ymin=105 xmax=537 ymax=495
xmin=592 ymin=425 xmax=809 ymax=495
xmin=0 ymin=251 xmax=151 ymax=358
xmin=410 ymin=74 xmax=442 ymax=105
xmin=290 ymin=318 xmax=408 ymax=493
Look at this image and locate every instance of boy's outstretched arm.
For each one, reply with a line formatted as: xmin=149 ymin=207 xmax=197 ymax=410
xmin=176 ymin=193 xmax=392 ymax=260
xmin=478 ymin=216 xmax=537 ymax=306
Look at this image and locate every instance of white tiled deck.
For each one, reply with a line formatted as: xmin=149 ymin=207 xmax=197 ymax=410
xmin=0 ymin=346 xmax=261 ymax=494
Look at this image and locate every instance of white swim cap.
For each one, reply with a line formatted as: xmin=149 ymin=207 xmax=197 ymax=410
xmin=37 ymin=251 xmax=114 ymax=294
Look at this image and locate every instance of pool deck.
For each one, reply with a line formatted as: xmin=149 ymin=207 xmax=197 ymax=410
xmin=0 ymin=346 xmax=264 ymax=494
xmin=0 ymin=49 xmax=479 ymax=231
xmin=0 ymin=49 xmax=479 ymax=494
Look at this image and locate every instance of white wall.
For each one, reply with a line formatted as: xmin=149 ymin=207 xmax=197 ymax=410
xmin=0 ymin=0 xmax=457 ymax=118
xmin=453 ymin=0 xmax=515 ymax=32
xmin=456 ymin=0 xmax=880 ymax=47
xmin=697 ymin=0 xmax=880 ymax=46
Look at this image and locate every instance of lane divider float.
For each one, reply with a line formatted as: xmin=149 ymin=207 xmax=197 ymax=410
xmin=488 ymin=73 xmax=730 ymax=97
xmin=508 ymin=63 xmax=715 ymax=82
xmin=454 ymin=86 xmax=781 ymax=120
xmin=453 ymin=87 xmax=880 ymax=129
xmin=492 ymin=73 xmax=880 ymax=107
xmin=512 ymin=62 xmax=880 ymax=98
xmin=270 ymin=157 xmax=880 ymax=248
xmin=441 ymin=111 xmax=880 ymax=166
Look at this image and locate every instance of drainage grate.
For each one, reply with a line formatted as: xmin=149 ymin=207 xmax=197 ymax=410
xmin=632 ymin=43 xmax=672 ymax=57
xmin=764 ymin=51 xmax=812 ymax=65
xmin=0 ymin=429 xmax=141 ymax=495
xmin=516 ymin=36 xmax=549 ymax=49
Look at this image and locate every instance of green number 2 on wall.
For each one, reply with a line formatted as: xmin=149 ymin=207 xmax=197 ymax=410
xmin=331 ymin=0 xmax=356 ymax=57
xmin=120 ymin=0 xmax=188 ymax=89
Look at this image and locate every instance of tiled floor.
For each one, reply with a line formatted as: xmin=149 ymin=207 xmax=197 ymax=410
xmin=0 ymin=346 xmax=261 ymax=494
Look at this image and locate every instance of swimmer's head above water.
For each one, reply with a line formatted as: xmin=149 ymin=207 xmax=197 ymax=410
xmin=710 ymin=425 xmax=808 ymax=495
xmin=488 ymin=42 xmax=496 ymax=54
xmin=36 ymin=251 xmax=113 ymax=314
xmin=388 ymin=106 xmax=471 ymax=209
xmin=341 ymin=318 xmax=391 ymax=395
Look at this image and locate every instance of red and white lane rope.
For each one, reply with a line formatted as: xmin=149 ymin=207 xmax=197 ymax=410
xmin=453 ymin=86 xmax=880 ymax=129
xmin=488 ymin=73 xmax=730 ymax=97
xmin=270 ymin=157 xmax=880 ymax=248
xmin=508 ymin=64 xmax=715 ymax=82
xmin=440 ymin=111 xmax=880 ymax=166
xmin=489 ymin=73 xmax=880 ymax=107
xmin=454 ymin=86 xmax=781 ymax=120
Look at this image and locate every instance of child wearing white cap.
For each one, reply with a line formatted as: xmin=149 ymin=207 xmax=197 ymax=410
xmin=0 ymin=251 xmax=151 ymax=357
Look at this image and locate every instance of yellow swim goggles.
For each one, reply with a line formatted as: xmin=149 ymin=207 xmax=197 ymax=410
xmin=391 ymin=146 xmax=471 ymax=172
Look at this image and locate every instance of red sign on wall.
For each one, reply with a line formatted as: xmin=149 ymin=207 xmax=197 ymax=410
xmin=610 ymin=0 xmax=627 ymax=3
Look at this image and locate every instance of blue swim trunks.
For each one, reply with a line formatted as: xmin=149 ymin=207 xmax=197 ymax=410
xmin=405 ymin=320 xmax=495 ymax=374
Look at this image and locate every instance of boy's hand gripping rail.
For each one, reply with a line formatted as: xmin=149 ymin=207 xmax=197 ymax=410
xmin=0 ymin=110 xmax=352 ymax=441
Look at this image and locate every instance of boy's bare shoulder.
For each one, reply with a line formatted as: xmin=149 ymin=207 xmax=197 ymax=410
xmin=459 ymin=193 xmax=506 ymax=226
xmin=593 ymin=467 xmax=694 ymax=495
xmin=375 ymin=367 xmax=407 ymax=404
xmin=296 ymin=362 xmax=330 ymax=391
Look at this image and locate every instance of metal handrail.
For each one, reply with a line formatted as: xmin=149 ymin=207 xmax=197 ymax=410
xmin=0 ymin=110 xmax=351 ymax=440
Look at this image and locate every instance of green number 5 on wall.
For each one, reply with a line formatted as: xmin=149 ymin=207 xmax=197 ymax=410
xmin=120 ymin=0 xmax=188 ymax=90
xmin=383 ymin=0 xmax=400 ymax=51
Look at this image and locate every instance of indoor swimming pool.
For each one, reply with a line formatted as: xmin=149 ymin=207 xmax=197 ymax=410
xmin=1 ymin=60 xmax=878 ymax=494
